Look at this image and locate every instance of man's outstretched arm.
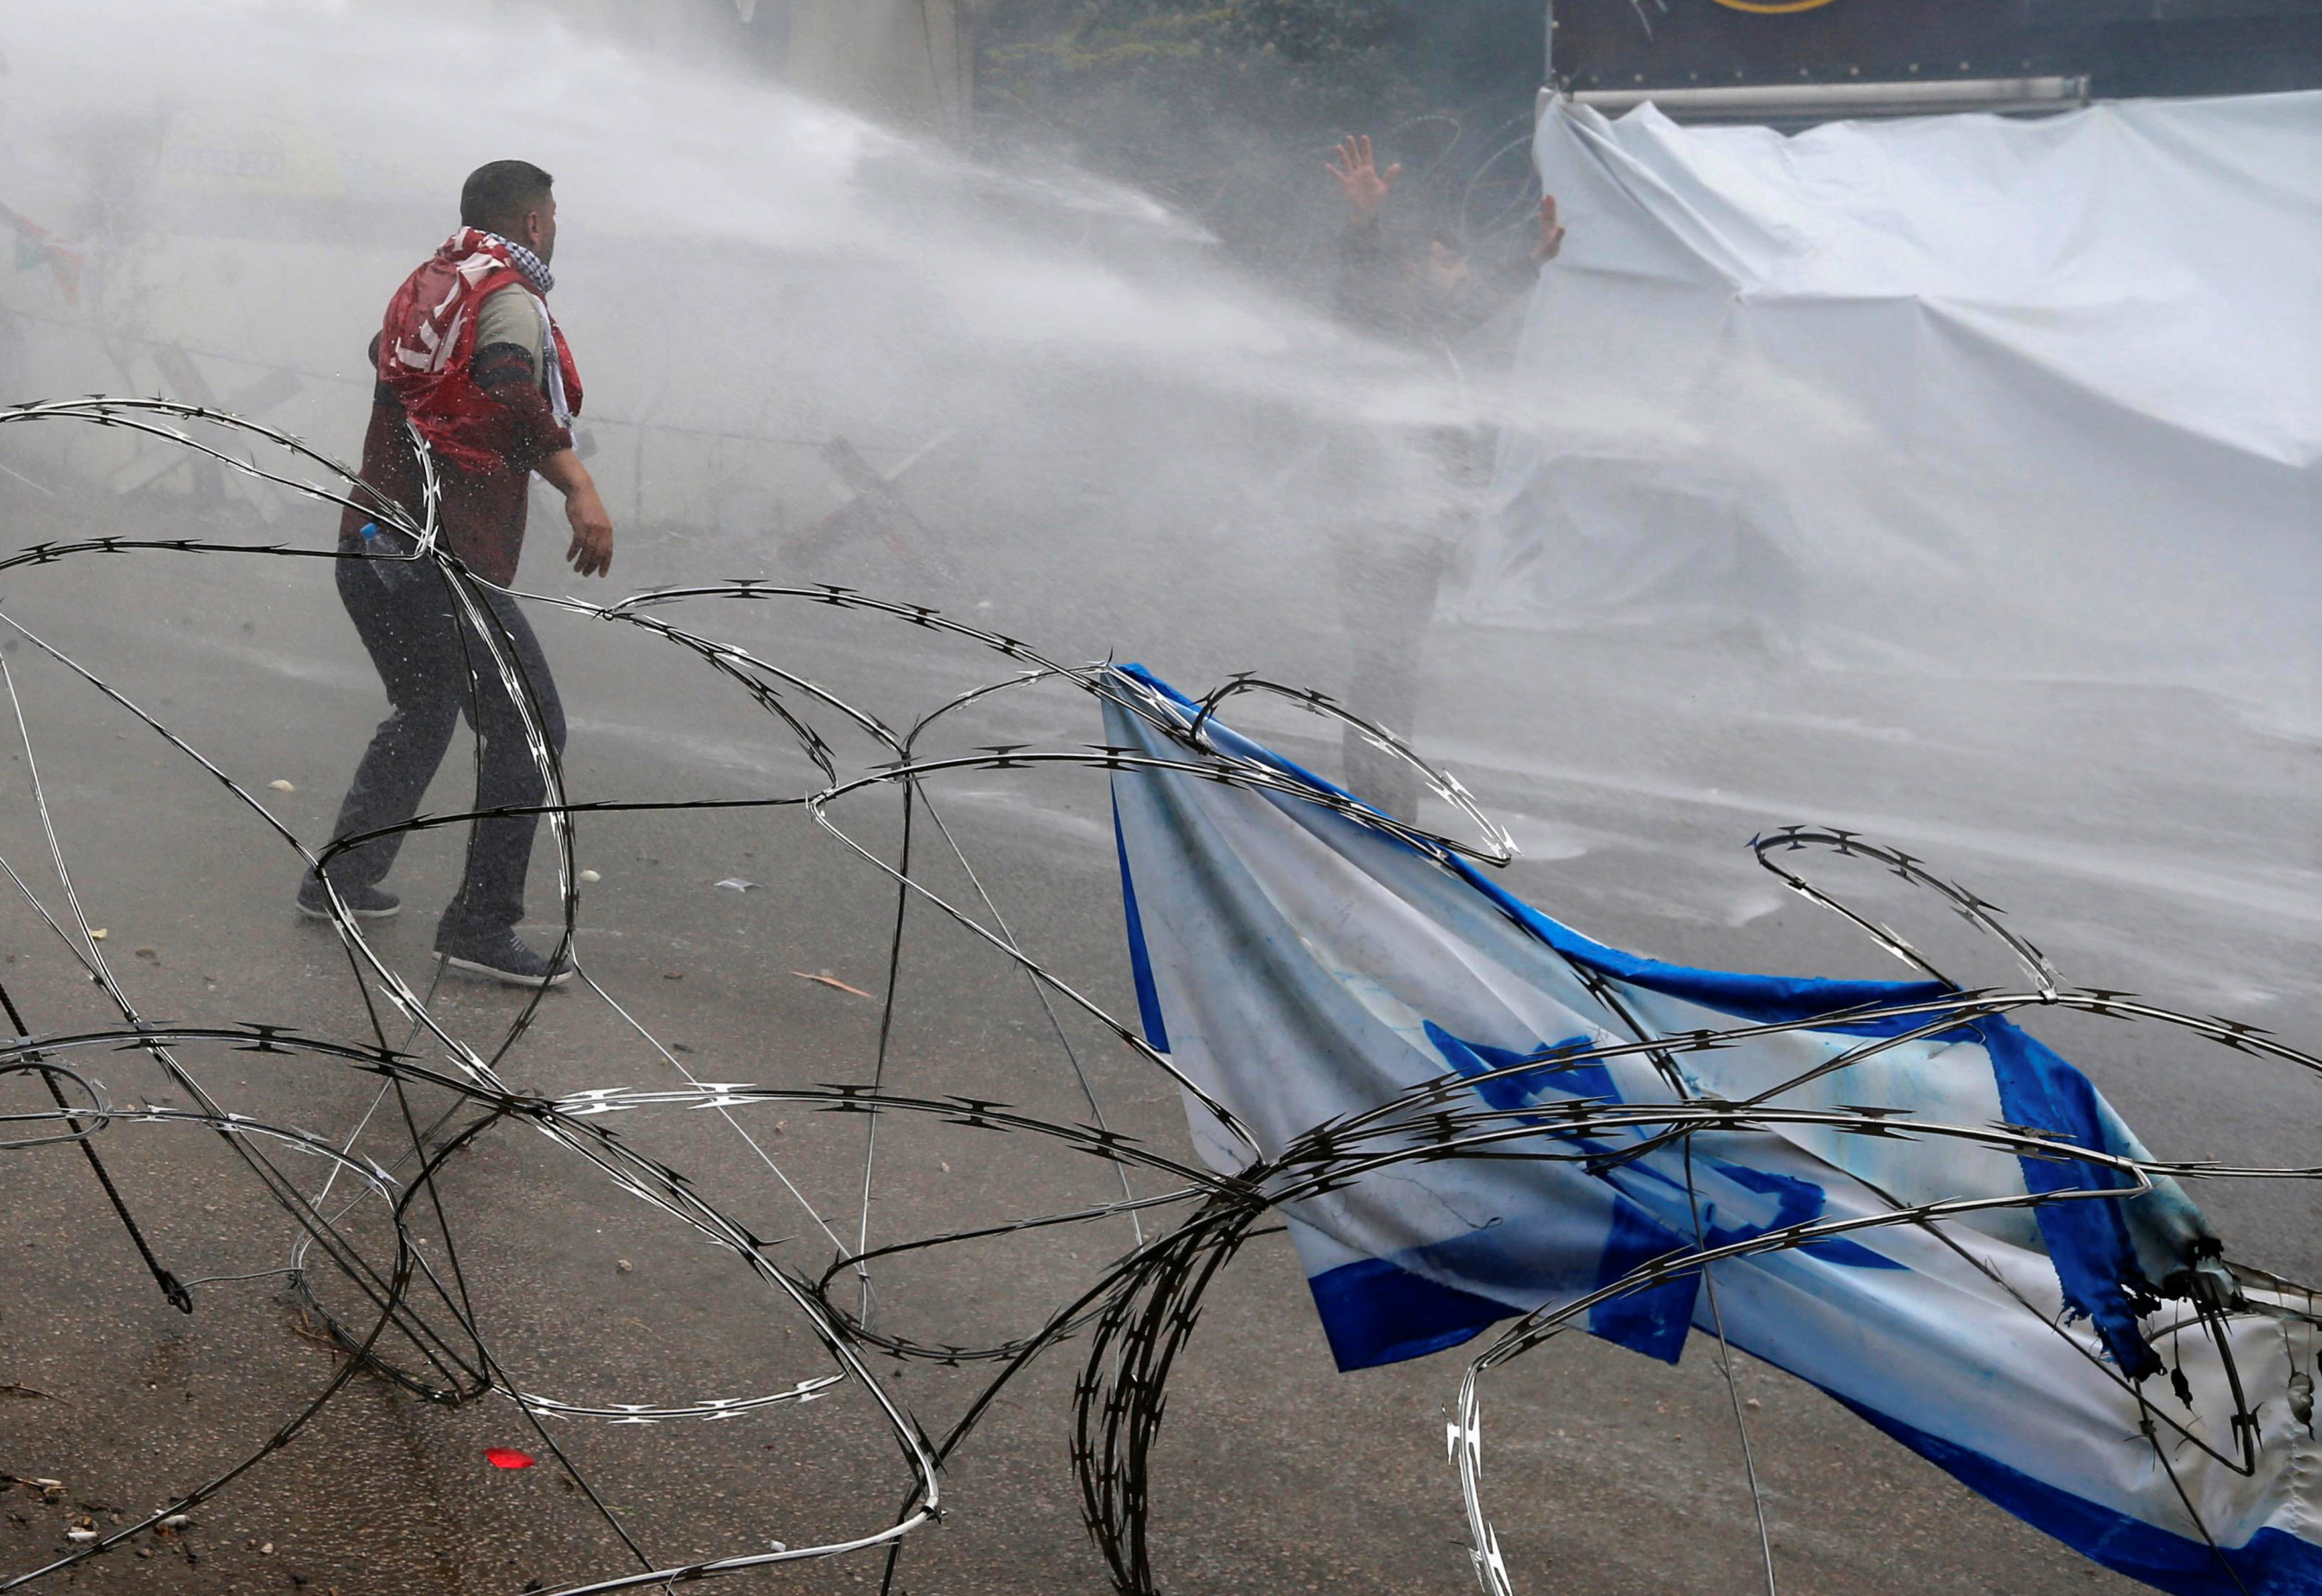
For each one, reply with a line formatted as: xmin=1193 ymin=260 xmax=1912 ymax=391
xmin=535 ymin=446 xmax=614 ymax=578
xmin=470 ymin=285 xmax=612 ymax=578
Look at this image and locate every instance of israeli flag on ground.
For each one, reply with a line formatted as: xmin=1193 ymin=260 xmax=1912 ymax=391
xmin=1102 ymin=665 xmax=2322 ymax=1595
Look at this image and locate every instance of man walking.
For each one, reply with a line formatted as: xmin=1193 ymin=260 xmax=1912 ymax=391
xmin=300 ymin=160 xmax=614 ymax=986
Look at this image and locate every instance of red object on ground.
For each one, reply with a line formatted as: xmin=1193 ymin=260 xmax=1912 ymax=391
xmin=484 ymin=1447 xmax=536 ymax=1470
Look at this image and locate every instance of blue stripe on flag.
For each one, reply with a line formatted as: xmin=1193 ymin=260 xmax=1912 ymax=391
xmin=1111 ymin=796 xmax=1170 ymax=1053
xmin=1833 ymin=1392 xmax=2322 ymax=1594
xmin=1445 ymin=852 xmax=1959 ymax=1039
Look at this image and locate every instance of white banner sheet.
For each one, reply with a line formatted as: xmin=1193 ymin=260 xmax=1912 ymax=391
xmin=1464 ymin=94 xmax=2321 ymax=710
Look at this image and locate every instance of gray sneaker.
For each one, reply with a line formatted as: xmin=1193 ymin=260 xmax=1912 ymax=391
xmin=296 ymin=879 xmax=401 ymax=921
xmin=434 ymin=927 xmax=573 ymax=988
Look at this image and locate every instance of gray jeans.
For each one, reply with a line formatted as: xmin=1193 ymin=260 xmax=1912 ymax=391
xmin=320 ymin=549 xmax=567 ymax=937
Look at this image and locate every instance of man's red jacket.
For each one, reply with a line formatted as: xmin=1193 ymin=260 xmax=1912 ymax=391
xmin=341 ymin=229 xmax=584 ymax=586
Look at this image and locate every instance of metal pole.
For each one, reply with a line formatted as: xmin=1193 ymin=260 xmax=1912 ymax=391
xmin=1570 ymin=75 xmax=2090 ymax=122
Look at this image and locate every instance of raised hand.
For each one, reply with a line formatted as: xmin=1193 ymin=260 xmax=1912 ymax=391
xmin=1327 ymin=134 xmax=1400 ymax=223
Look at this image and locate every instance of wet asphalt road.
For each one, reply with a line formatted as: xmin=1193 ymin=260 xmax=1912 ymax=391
xmin=3 ymin=496 xmax=2317 ymax=1595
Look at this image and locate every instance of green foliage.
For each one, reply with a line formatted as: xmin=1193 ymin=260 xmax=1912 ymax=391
xmin=973 ymin=1 xmax=1432 ymax=271
xmin=1217 ymin=0 xmax=1399 ymax=63
xmin=979 ymin=8 xmax=1222 ymax=100
xmin=977 ymin=1 xmax=1417 ymax=129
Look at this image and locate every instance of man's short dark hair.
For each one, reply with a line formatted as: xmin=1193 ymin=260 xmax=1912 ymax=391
xmin=460 ymin=161 xmax=555 ymax=235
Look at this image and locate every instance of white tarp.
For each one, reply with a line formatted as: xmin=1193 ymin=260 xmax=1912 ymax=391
xmin=1463 ymin=93 xmax=2321 ymax=712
